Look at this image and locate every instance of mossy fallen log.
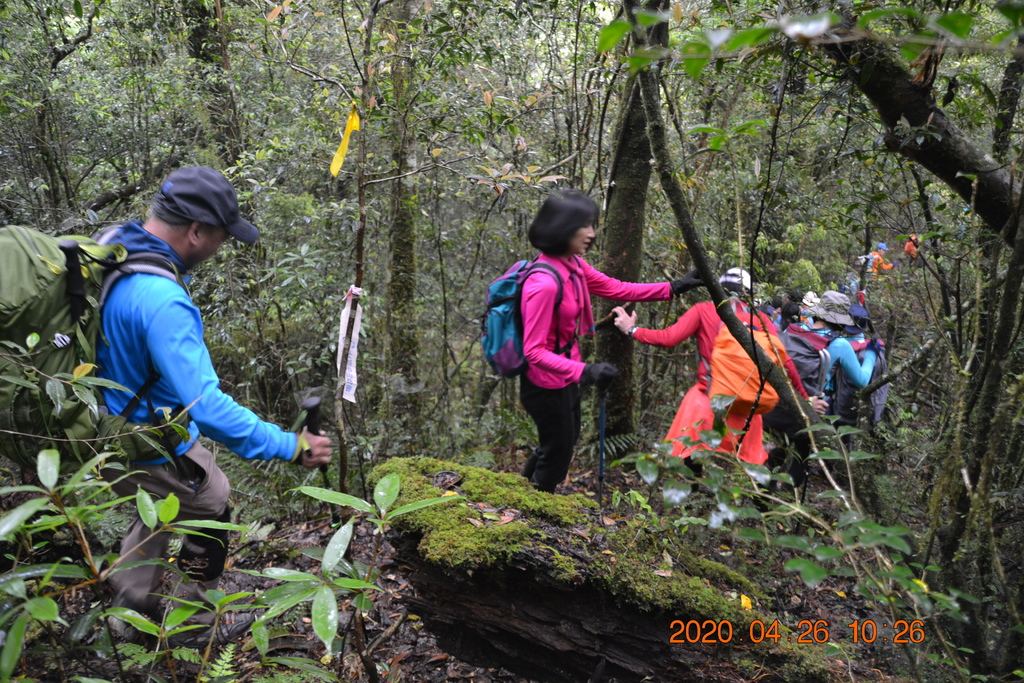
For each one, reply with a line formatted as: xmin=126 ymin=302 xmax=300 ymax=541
xmin=372 ymin=458 xmax=840 ymax=683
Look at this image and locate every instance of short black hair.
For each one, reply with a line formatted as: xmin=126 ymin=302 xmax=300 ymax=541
xmin=527 ymin=189 xmax=599 ymax=256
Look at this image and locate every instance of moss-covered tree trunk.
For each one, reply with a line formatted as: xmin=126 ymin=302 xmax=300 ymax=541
xmin=383 ymin=0 xmax=422 ymax=453
xmin=184 ymin=0 xmax=243 ymax=164
xmin=594 ymin=0 xmax=670 ymax=438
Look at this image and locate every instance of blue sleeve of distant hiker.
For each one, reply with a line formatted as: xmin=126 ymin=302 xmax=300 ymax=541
xmin=828 ymin=338 xmax=877 ymax=388
xmin=144 ymin=282 xmax=298 ymax=461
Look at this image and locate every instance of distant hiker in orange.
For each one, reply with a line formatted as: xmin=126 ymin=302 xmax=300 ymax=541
xmin=904 ymin=234 xmax=922 ymax=268
xmin=612 ymin=268 xmax=812 ymax=467
xmin=870 ymin=243 xmax=895 ymax=277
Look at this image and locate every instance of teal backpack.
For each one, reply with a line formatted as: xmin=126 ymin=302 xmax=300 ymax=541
xmin=0 ymin=225 xmax=184 ymax=470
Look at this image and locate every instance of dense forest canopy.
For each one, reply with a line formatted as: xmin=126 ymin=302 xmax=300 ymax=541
xmin=3 ymin=0 xmax=1024 ymax=680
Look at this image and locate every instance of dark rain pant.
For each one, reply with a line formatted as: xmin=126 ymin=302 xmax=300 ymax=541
xmin=101 ymin=441 xmax=231 ymax=619
xmin=519 ymin=375 xmax=581 ymax=493
xmin=762 ymin=406 xmax=813 ymax=487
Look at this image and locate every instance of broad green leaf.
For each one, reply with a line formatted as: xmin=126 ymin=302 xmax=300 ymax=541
xmin=725 ymin=27 xmax=777 ymax=51
xmin=252 ymin=620 xmax=269 ymax=656
xmin=848 ymin=450 xmax=878 ymax=462
xmin=837 ymin=425 xmax=862 ymax=437
xmin=389 ymin=495 xmax=461 ymax=519
xmin=165 ymin=605 xmax=200 ymax=629
xmin=934 ymin=12 xmax=973 ymax=39
xmin=37 ymin=450 xmax=59 ymax=490
xmin=0 ymin=498 xmax=48 ymax=541
xmin=856 ymin=7 xmax=921 ymax=30
xmin=784 ymin=558 xmax=829 ymax=587
xmin=158 ymin=493 xmax=180 ymax=524
xmin=688 ymin=125 xmax=726 ymax=135
xmin=597 ymin=20 xmax=631 ymax=53
xmin=73 ymin=678 xmax=112 ymax=683
xmin=0 ymin=613 xmax=27 ymax=681
xmin=798 ymin=422 xmax=836 ymax=433
xmin=258 ymin=586 xmax=319 ymax=622
xmin=635 ymin=9 xmax=669 ymax=26
xmin=73 ymin=0 xmax=83 ymax=17
xmin=774 ymin=535 xmax=812 ymax=552
xmin=353 ymin=592 xmax=373 ymax=612
xmin=332 ymin=578 xmax=380 ymax=592
xmin=311 ymin=585 xmax=339 ymax=649
xmin=321 ymin=521 xmax=354 ymax=574
xmin=681 ymin=42 xmax=711 ymax=78
xmin=136 ymin=488 xmax=157 ymax=530
xmin=24 ymin=596 xmax=59 ymax=621
xmin=808 ymin=449 xmax=843 ymax=460
xmin=26 ymin=333 xmax=40 ymax=350
xmin=0 ymin=375 xmax=38 ymax=391
xmin=45 ymin=378 xmax=66 ymax=414
xmin=263 ymin=567 xmax=320 ymax=582
xmin=294 ymin=487 xmax=373 ymax=513
xmin=373 ymin=473 xmax=400 ymax=513
xmin=635 ymin=458 xmax=658 ymax=486
xmin=105 ymin=607 xmax=161 ymax=636
xmin=998 ymin=2 xmax=1024 ymax=27
xmin=838 ymin=509 xmax=865 ymax=527
xmin=73 ymin=376 xmax=133 ymax=392
xmin=264 ymin=657 xmax=339 ymax=682
xmin=813 ymin=546 xmax=846 ymax=561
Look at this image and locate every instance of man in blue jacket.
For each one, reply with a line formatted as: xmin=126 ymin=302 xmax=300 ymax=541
xmin=98 ymin=166 xmax=332 ymax=645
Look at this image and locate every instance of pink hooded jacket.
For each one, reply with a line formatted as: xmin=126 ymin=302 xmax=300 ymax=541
xmin=520 ymin=253 xmax=672 ymax=389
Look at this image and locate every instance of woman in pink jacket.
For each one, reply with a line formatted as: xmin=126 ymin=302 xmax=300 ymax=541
xmin=519 ymin=190 xmax=697 ymax=492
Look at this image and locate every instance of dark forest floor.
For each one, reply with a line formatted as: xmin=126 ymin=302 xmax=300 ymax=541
xmin=14 ymin=449 xmax=921 ymax=683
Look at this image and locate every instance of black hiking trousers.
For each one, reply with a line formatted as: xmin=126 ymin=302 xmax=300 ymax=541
xmin=519 ymin=375 xmax=581 ymax=493
xmin=762 ymin=405 xmax=813 ymax=487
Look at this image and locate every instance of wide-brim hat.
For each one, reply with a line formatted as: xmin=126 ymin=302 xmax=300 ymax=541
xmin=845 ymin=303 xmax=872 ymax=334
xmin=809 ymin=290 xmax=855 ymax=327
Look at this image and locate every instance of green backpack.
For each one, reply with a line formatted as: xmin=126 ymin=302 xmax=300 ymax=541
xmin=0 ymin=225 xmax=185 ymax=470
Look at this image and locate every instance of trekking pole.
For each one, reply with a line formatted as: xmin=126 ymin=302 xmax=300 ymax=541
xmin=597 ymin=389 xmax=607 ymax=510
xmin=300 ymin=397 xmax=340 ymax=525
xmin=58 ymin=241 xmax=86 ymax=325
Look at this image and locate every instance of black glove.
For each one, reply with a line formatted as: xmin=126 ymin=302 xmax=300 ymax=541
xmin=580 ymin=362 xmax=621 ymax=391
xmin=670 ymin=269 xmax=704 ymax=296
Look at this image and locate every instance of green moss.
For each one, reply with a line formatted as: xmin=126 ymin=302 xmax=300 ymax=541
xmin=370 ymin=457 xmax=590 ymax=569
xmin=371 ymin=459 xmax=832 ymax=679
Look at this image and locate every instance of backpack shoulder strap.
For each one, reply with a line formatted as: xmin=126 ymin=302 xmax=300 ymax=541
xmin=100 ymin=253 xmax=184 ymax=307
xmin=520 ymin=261 xmax=573 ymax=356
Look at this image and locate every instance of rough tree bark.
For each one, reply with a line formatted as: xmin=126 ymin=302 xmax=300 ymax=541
xmin=595 ymin=0 xmax=671 ymax=437
xmin=383 ymin=0 xmax=423 ymax=451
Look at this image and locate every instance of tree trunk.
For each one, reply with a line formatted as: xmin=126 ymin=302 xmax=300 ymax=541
xmin=183 ymin=0 xmax=243 ymax=164
xmin=383 ymin=0 xmax=422 ymax=452
xmin=594 ymin=0 xmax=671 ymax=437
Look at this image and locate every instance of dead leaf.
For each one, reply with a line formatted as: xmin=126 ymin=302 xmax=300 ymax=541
xmin=466 ymin=518 xmax=483 ymax=527
xmin=602 ymin=516 xmax=616 ymax=526
xmin=654 ymin=569 xmax=673 ymax=578
xmin=741 ymin=594 xmax=753 ymax=610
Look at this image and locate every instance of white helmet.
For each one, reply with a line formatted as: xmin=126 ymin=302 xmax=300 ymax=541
xmin=719 ymin=267 xmax=752 ymax=292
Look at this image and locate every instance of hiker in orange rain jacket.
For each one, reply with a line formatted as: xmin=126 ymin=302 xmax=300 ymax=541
xmin=612 ymin=268 xmax=812 ymax=467
xmin=870 ymin=242 xmax=895 ymax=277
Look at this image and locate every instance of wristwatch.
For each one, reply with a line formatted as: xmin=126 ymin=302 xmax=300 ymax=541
xmin=626 ymin=325 xmax=638 ymax=337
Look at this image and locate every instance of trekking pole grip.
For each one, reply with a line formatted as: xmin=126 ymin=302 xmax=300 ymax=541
xmin=300 ymin=396 xmax=331 ymax=478
xmin=59 ymin=240 xmax=86 ymax=325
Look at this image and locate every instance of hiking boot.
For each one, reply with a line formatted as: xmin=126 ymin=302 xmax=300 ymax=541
xmin=167 ymin=612 xmax=256 ymax=649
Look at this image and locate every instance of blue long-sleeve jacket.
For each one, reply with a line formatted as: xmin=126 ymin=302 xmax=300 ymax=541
xmin=97 ymin=222 xmax=297 ymax=464
xmin=822 ymin=336 xmax=876 ymax=390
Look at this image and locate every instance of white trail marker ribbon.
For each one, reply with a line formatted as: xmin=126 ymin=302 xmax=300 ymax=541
xmin=336 ymin=285 xmax=363 ymax=403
